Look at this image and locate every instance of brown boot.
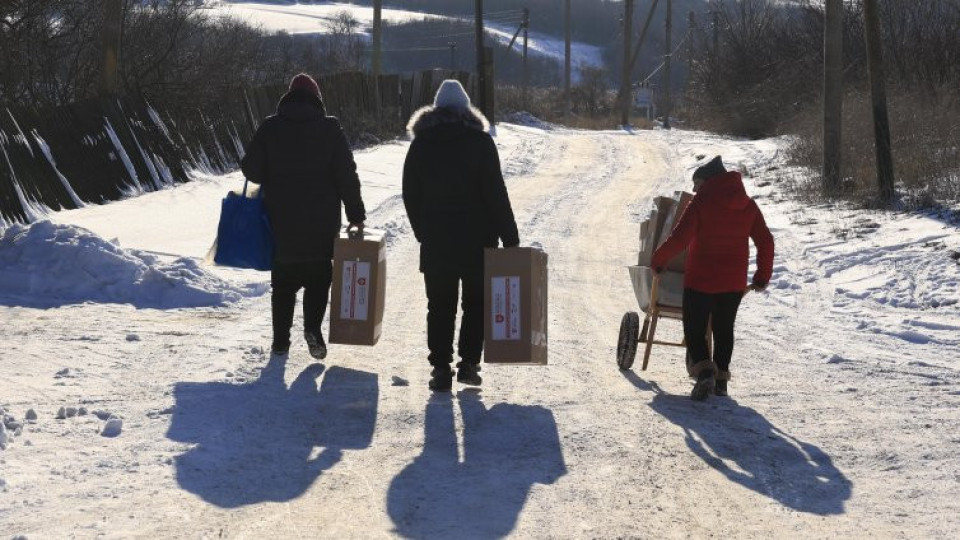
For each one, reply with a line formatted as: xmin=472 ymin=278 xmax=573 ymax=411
xmin=690 ymin=360 xmax=718 ymax=401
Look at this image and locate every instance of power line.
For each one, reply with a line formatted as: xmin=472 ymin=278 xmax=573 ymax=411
xmin=419 ymin=31 xmax=478 ymax=40
xmin=638 ymin=29 xmax=692 ymax=85
xmin=380 ymin=46 xmax=452 ymax=52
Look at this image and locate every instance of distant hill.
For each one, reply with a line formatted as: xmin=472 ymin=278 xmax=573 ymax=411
xmin=208 ymin=0 xmax=714 ymax=87
xmin=213 ymin=0 xmax=710 ymax=47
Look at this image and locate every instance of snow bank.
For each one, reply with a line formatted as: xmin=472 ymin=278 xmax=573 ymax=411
xmin=0 ymin=221 xmax=266 ymax=308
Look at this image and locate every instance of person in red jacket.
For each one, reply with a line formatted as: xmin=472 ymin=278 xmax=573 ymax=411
xmin=652 ymin=156 xmax=774 ymax=400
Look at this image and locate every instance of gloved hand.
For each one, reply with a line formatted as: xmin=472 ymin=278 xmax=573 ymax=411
xmin=748 ymin=282 xmax=767 ymax=293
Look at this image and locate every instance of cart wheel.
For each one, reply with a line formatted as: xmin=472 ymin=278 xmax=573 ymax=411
xmin=617 ymin=311 xmax=640 ymax=370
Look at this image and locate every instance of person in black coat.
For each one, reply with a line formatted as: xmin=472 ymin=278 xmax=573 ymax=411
xmin=241 ymin=73 xmax=366 ymax=359
xmin=402 ymin=80 xmax=520 ymax=391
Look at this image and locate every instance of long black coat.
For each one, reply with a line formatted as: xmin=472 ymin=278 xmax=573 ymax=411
xmin=241 ymin=90 xmax=366 ymax=263
xmin=402 ymin=106 xmax=520 ymax=274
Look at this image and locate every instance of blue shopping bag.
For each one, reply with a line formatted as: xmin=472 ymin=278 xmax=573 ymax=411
xmin=213 ymin=179 xmax=273 ymax=271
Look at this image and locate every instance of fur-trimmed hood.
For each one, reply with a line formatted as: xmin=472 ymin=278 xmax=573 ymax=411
xmin=406 ymin=105 xmax=489 ymax=138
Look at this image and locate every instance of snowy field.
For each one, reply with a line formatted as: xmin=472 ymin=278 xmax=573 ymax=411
xmin=204 ymin=2 xmax=446 ymax=35
xmin=2 ymin=122 xmax=960 ymax=538
xmin=204 ymin=2 xmax=604 ymax=72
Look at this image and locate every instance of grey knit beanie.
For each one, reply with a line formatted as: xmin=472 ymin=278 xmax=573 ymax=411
xmin=433 ymin=80 xmax=471 ymax=110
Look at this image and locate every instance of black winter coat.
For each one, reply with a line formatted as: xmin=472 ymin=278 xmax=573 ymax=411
xmin=402 ymin=105 xmax=520 ymax=274
xmin=241 ymin=90 xmax=366 ymax=263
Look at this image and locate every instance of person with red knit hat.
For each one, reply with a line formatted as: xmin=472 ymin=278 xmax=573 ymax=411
xmin=652 ymin=155 xmax=774 ymax=400
xmin=242 ymin=73 xmax=366 ymax=360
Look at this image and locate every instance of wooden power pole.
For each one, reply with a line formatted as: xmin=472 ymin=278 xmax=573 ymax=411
xmin=476 ymin=0 xmax=487 ymax=119
xmin=823 ymin=0 xmax=843 ymax=192
xmin=627 ymin=0 xmax=660 ymax=81
xmin=372 ymin=0 xmax=382 ymax=78
xmin=663 ymin=0 xmax=673 ymax=129
xmin=483 ymin=46 xmax=495 ymax=125
xmin=619 ymin=0 xmax=635 ymax=127
xmin=102 ymin=0 xmax=122 ymax=95
xmin=862 ymin=0 xmax=895 ymax=201
xmin=686 ymin=11 xmax=695 ymax=97
xmin=564 ymin=0 xmax=571 ymax=117
xmin=522 ymin=8 xmax=530 ymax=109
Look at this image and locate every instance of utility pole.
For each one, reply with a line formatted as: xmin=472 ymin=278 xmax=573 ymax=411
xmin=663 ymin=0 xmax=673 ymax=129
xmin=483 ymin=46 xmax=496 ymax=125
xmin=476 ymin=0 xmax=487 ymax=119
xmin=448 ymin=42 xmax=457 ymax=70
xmin=686 ymin=11 xmax=695 ymax=96
xmin=564 ymin=0 xmax=572 ymax=117
xmin=823 ymin=0 xmax=843 ymax=192
xmin=712 ymin=10 xmax=720 ymax=61
xmin=627 ymin=0 xmax=660 ymax=77
xmin=619 ymin=0 xmax=634 ymax=127
xmin=372 ymin=0 xmax=382 ymax=77
xmin=563 ymin=0 xmax=573 ymax=117
xmin=862 ymin=0 xmax=895 ymax=201
xmin=102 ymin=0 xmax=122 ymax=95
xmin=522 ymin=8 xmax=530 ymax=109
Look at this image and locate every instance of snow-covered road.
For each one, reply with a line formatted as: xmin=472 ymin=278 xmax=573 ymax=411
xmin=2 ymin=125 xmax=959 ymax=538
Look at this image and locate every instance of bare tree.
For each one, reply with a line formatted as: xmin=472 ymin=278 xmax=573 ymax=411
xmin=323 ymin=10 xmax=365 ymax=72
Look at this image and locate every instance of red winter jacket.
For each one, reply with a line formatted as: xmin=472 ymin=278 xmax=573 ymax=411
xmin=652 ymin=172 xmax=774 ymax=293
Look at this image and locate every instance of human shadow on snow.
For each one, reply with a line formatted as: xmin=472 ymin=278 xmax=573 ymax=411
xmin=387 ymin=391 xmax=567 ymax=539
xmin=622 ymin=370 xmax=852 ymax=515
xmin=166 ymin=354 xmax=378 ymax=508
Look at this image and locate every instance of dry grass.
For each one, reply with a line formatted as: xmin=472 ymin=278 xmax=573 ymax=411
xmin=784 ymin=87 xmax=960 ymax=209
xmin=496 ymin=85 xmax=656 ymax=131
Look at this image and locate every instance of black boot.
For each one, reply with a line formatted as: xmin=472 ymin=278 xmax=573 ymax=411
xmin=714 ymin=370 xmax=731 ymax=396
xmin=456 ymin=362 xmax=482 ymax=386
xmin=429 ymin=365 xmax=453 ymax=392
xmin=304 ymin=331 xmax=327 ymax=360
xmin=271 ymin=341 xmax=290 ymax=356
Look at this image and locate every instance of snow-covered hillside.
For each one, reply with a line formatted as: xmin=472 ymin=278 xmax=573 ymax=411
xmin=204 ymin=2 xmax=604 ymax=71
xmin=1 ymin=123 xmax=959 ymax=537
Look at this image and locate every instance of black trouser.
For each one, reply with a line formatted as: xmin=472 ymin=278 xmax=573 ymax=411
xmin=424 ymin=269 xmax=484 ymax=369
xmin=271 ymin=260 xmax=333 ymax=349
xmin=683 ymin=288 xmax=744 ymax=373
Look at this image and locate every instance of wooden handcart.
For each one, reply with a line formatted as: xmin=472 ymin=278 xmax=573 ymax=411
xmin=617 ymin=271 xmax=715 ymax=371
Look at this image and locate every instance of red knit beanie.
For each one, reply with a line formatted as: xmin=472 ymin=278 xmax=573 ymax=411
xmin=289 ymin=73 xmax=321 ymax=97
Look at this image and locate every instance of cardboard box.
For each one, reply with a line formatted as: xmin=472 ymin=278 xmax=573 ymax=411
xmin=329 ymin=228 xmax=386 ymax=346
xmin=638 ymin=219 xmax=651 ymax=266
xmin=483 ymin=247 xmax=548 ymax=365
xmin=662 ymin=191 xmax=694 ymax=272
xmin=628 ymin=265 xmax=684 ymax=312
xmin=639 ymin=208 xmax=658 ymax=266
xmin=652 ymin=196 xmax=677 ymax=248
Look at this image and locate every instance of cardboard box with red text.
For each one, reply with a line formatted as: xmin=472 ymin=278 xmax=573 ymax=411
xmin=483 ymin=247 xmax=548 ymax=365
xmin=330 ymin=228 xmax=386 ymax=346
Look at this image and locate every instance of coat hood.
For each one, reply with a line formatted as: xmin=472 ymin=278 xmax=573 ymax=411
xmin=277 ymin=88 xmax=326 ymax=121
xmin=406 ymin=105 xmax=489 ymax=139
xmin=696 ymin=171 xmax=751 ymax=210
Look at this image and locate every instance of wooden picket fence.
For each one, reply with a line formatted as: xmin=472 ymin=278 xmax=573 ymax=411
xmin=0 ymin=69 xmax=477 ymax=224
